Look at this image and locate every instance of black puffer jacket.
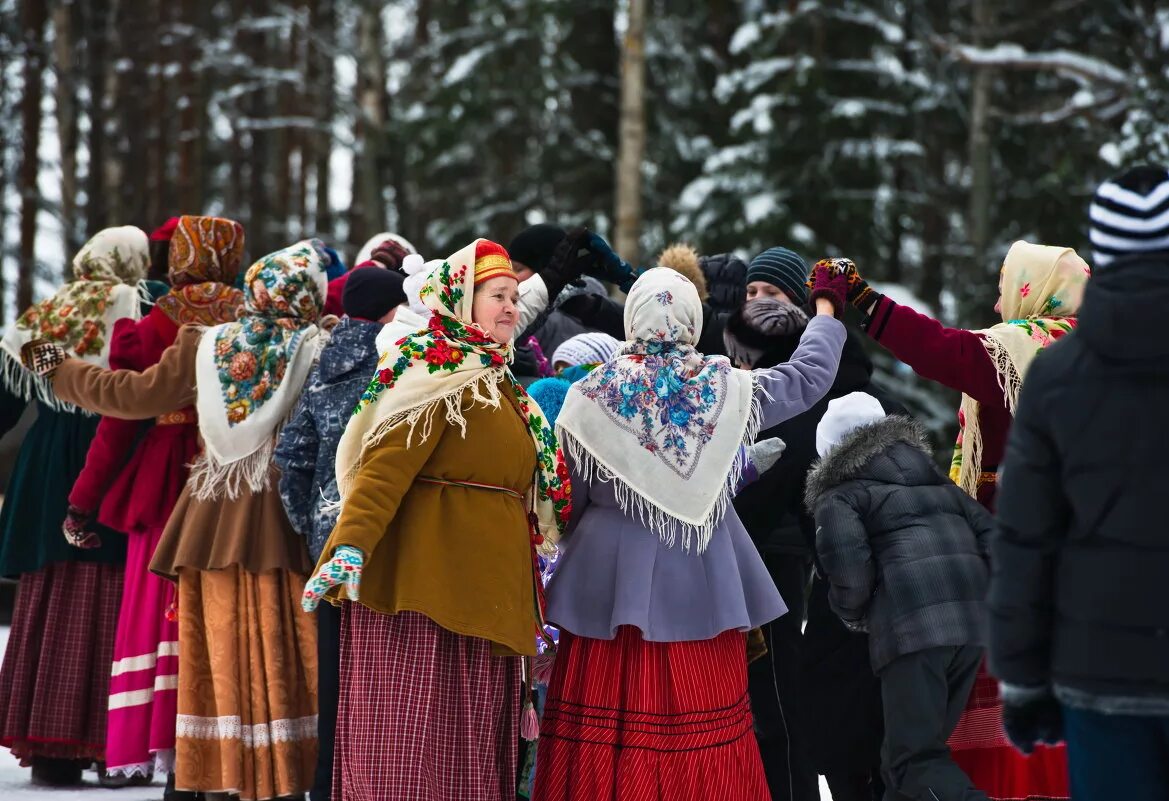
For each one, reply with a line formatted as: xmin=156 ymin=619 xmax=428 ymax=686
xmin=992 ymin=252 xmax=1169 ymax=705
xmin=734 ymin=330 xmax=903 ymax=556
xmin=806 ymin=416 xmax=994 ymax=671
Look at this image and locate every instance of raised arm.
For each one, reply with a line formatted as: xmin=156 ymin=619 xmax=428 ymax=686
xmin=752 ymin=313 xmax=846 ymax=429
xmin=864 ymin=295 xmax=1006 ymax=405
xmin=51 ymin=325 xmax=202 ymax=419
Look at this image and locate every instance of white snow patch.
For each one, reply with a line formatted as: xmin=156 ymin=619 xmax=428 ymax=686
xmin=744 ymin=193 xmax=778 ymax=225
xmin=870 ymin=281 xmax=936 ymax=318
xmin=729 ymin=22 xmax=762 ymax=55
xmin=789 ymin=222 xmax=816 ymax=246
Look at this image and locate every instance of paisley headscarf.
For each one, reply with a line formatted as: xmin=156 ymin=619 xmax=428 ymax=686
xmin=0 ymin=226 xmax=149 ymax=410
xmin=155 ymin=215 xmax=247 ymax=326
xmin=950 ymin=240 xmax=1089 ymax=496
xmin=334 ymin=238 xmax=570 ymax=550
xmin=556 ymin=268 xmax=759 ymax=553
xmin=190 ymin=239 xmax=328 ymax=500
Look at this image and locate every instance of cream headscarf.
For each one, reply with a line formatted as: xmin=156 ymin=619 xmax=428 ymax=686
xmin=0 ymin=226 xmax=149 ymax=411
xmin=951 ymin=240 xmax=1090 ymax=496
xmin=334 ymin=239 xmax=570 ymax=549
xmin=556 ymin=268 xmax=759 ymax=552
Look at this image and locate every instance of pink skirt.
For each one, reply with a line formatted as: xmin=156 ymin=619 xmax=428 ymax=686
xmin=334 ymin=605 xmax=521 ymax=801
xmin=0 ymin=561 xmax=123 ymax=764
xmin=105 ymin=525 xmax=179 ymax=777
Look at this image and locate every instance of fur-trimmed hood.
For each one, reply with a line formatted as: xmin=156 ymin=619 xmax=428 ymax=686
xmin=805 ymin=415 xmax=934 ymax=512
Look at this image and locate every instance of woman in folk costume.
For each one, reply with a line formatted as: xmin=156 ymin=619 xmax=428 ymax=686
xmin=63 ymin=216 xmax=246 ymax=792
xmin=532 ymin=265 xmax=849 ymax=801
xmin=30 ymin=240 xmax=328 ymax=801
xmin=0 ymin=227 xmax=150 ymax=786
xmin=839 ymin=241 xmax=1089 ymax=801
xmin=300 ymin=239 xmax=570 ymax=801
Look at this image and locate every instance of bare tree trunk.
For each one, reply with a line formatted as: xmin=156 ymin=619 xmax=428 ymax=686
xmin=0 ymin=8 xmax=14 ymax=320
xmin=967 ymin=0 xmax=995 ymax=288
xmin=614 ymin=0 xmax=647 ymax=266
xmin=310 ymin=0 xmax=335 ymax=237
xmin=18 ymin=0 xmax=49 ymax=310
xmin=177 ymin=0 xmax=201 ymax=215
xmin=349 ymin=1 xmax=387 ymax=246
xmin=82 ymin=0 xmax=111 ymax=234
xmin=53 ymin=0 xmax=82 ymax=259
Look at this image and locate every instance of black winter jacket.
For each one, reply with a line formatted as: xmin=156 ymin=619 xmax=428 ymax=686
xmin=991 ymin=252 xmax=1169 ymax=707
xmin=806 ymin=416 xmax=994 ymax=671
xmin=734 ymin=330 xmax=903 ymax=556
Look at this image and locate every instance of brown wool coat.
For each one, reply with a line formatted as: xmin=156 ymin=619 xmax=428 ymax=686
xmin=316 ymin=380 xmax=539 ymax=657
xmin=52 ymin=325 xmax=313 ymax=579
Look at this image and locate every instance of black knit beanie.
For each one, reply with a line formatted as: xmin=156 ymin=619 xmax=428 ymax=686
xmin=507 ymin=224 xmax=567 ymax=273
xmin=722 ymin=298 xmax=808 ymax=367
xmin=343 ymin=266 xmax=406 ymax=321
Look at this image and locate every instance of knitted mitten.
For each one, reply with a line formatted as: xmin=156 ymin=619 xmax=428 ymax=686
xmin=62 ymin=505 xmax=101 ymax=549
xmin=301 ymin=545 xmax=364 ymax=612
xmin=21 ymin=340 xmax=67 ymax=377
xmin=808 ymin=260 xmax=850 ymax=318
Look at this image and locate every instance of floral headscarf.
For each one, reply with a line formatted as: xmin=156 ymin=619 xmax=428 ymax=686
xmin=155 ymin=216 xmax=247 ymax=327
xmin=0 ymin=226 xmax=149 ymax=410
xmin=191 ymin=239 xmax=328 ymax=500
xmin=334 ymin=238 xmax=570 ymax=550
xmin=950 ymin=240 xmax=1089 ymax=496
xmin=557 ymin=268 xmax=759 ymax=552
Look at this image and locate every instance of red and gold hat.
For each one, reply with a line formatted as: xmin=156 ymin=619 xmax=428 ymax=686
xmin=474 ymin=239 xmax=518 ymax=284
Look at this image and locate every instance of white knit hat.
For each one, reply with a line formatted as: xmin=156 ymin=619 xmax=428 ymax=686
xmin=551 ymin=332 xmax=621 ymax=369
xmin=815 ymin=392 xmax=886 ymax=458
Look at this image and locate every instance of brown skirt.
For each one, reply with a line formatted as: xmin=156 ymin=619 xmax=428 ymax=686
xmin=173 ymin=566 xmax=317 ymax=800
xmin=0 ymin=561 xmax=123 ymax=764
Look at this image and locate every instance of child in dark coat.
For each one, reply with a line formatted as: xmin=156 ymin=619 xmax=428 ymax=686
xmin=805 ymin=392 xmax=993 ymax=801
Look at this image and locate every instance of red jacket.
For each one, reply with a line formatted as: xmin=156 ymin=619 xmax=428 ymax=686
xmin=866 ymin=295 xmax=1011 ymax=511
xmin=68 ymin=308 xmax=202 ymax=534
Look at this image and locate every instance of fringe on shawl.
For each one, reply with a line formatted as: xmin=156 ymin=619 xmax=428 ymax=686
xmin=558 ymin=377 xmax=767 ymax=554
xmin=187 ymin=439 xmax=277 ymax=502
xmin=333 ymin=369 xmax=508 ymax=504
xmin=0 ymin=349 xmax=91 ymax=415
xmin=955 ymin=333 xmax=1024 ymax=497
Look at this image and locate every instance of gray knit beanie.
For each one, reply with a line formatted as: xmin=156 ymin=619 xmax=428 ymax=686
xmin=746 ymin=247 xmax=810 ymax=305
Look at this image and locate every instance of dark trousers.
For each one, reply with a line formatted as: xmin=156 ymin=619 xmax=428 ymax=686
xmin=748 ymin=553 xmax=819 ymax=801
xmin=1063 ymin=705 xmax=1169 ymax=801
xmin=878 ymin=645 xmax=986 ymax=801
xmin=311 ymin=601 xmax=342 ymax=801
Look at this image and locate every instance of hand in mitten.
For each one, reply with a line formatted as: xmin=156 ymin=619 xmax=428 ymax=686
xmin=808 ymin=260 xmax=850 ymax=318
xmin=370 ymin=238 xmax=411 ymax=273
xmin=540 ymin=227 xmax=594 ymax=299
xmin=1001 ymin=686 xmax=1063 ymax=755
xmin=20 ymin=340 xmax=67 ymax=378
xmin=301 ymin=545 xmax=364 ymax=612
xmin=584 ymin=233 xmax=636 ymax=290
xmin=62 ymin=505 xmax=101 ymax=550
xmin=747 ymin=437 xmax=786 ymax=474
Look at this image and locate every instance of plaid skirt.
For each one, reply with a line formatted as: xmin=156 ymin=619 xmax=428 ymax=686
xmin=334 ymin=605 xmax=521 ymax=801
xmin=0 ymin=561 xmax=123 ymax=764
xmin=532 ymin=626 xmax=769 ymax=801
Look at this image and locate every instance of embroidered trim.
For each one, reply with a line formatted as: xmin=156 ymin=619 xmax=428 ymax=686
xmin=174 ymin=714 xmax=319 ymax=747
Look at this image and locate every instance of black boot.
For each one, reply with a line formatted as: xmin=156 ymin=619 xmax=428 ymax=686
xmin=162 ymin=772 xmax=203 ymax=800
xmin=30 ymin=756 xmax=84 ymax=786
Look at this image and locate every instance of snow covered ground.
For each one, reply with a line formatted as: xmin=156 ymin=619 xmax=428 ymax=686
xmin=0 ymin=626 xmax=164 ymax=800
xmin=0 ymin=625 xmax=836 ymax=800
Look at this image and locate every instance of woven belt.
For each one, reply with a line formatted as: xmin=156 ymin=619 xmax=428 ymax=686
xmin=976 ymin=471 xmax=998 ymax=489
xmin=416 ymin=475 xmax=523 ymax=500
xmin=156 ymin=409 xmax=197 ymax=426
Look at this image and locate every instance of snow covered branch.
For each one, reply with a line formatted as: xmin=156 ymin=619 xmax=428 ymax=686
xmin=940 ymin=40 xmax=1129 ymax=86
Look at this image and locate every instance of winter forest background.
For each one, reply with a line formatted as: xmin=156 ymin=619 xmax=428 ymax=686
xmin=1 ymin=0 xmax=1167 ymax=411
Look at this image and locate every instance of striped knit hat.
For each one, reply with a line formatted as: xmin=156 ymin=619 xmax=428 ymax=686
xmin=551 ymin=332 xmax=620 ymax=369
xmin=1089 ymin=165 xmax=1169 ymax=267
xmin=746 ymin=246 xmax=809 ymax=304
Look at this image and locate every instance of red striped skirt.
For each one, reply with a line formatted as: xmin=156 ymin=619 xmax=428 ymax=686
xmin=950 ymin=664 xmax=1069 ymax=800
xmin=0 ymin=562 xmax=123 ymax=764
xmin=532 ymin=627 xmax=769 ymax=801
xmin=334 ymin=605 xmax=521 ymax=801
